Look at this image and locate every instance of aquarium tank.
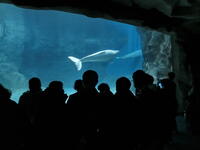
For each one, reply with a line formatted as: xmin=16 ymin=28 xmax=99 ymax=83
xmin=0 ymin=4 xmax=143 ymax=102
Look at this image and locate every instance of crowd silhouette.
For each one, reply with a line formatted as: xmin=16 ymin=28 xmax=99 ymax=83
xmin=0 ymin=69 xmax=180 ymax=150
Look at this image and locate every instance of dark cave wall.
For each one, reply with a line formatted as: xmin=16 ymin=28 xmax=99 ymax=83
xmin=176 ymin=27 xmax=200 ymax=111
xmin=170 ymin=33 xmax=193 ymax=112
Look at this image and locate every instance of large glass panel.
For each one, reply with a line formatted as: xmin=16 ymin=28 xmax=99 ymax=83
xmin=0 ymin=4 xmax=143 ymax=102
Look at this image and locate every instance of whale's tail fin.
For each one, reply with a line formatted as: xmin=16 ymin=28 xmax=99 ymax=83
xmin=68 ymin=56 xmax=82 ymax=71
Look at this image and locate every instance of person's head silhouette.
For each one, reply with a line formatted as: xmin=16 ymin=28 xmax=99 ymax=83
xmin=0 ymin=84 xmax=11 ymax=100
xmin=132 ymin=70 xmax=146 ymax=89
xmin=168 ymin=72 xmax=175 ymax=81
xmin=146 ymin=73 xmax=154 ymax=85
xmin=29 ymin=77 xmax=41 ymax=92
xmin=82 ymin=70 xmax=98 ymax=89
xmin=116 ymin=77 xmax=131 ymax=92
xmin=98 ymin=83 xmax=110 ymax=93
xmin=48 ymin=81 xmax=64 ymax=93
xmin=74 ymin=79 xmax=84 ymax=92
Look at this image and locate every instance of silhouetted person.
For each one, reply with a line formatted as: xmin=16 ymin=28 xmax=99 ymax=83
xmin=0 ymin=84 xmax=18 ymax=149
xmin=82 ymin=70 xmax=98 ymax=93
xmin=160 ymin=72 xmax=178 ymax=135
xmin=81 ymin=70 xmax=100 ymax=150
xmin=159 ymin=78 xmax=178 ymax=142
xmin=74 ymin=79 xmax=85 ymax=92
xmin=98 ymin=83 xmax=113 ymax=96
xmin=132 ymin=70 xmax=147 ymax=97
xmin=67 ymin=79 xmax=85 ymax=150
xmin=132 ymin=71 xmax=166 ymax=150
xmin=18 ymin=77 xmax=42 ymax=125
xmin=96 ymin=83 xmax=114 ymax=149
xmin=43 ymin=81 xmax=67 ymax=105
xmin=38 ymin=80 xmax=68 ymax=149
xmin=67 ymin=79 xmax=84 ymax=105
xmin=114 ymin=77 xmax=137 ymax=150
xmin=168 ymin=72 xmax=175 ymax=81
xmin=168 ymin=72 xmax=177 ymax=110
xmin=0 ymin=84 xmax=16 ymax=105
xmin=167 ymin=72 xmax=177 ymax=106
xmin=115 ymin=77 xmax=134 ymax=97
xmin=67 ymin=70 xmax=99 ymax=150
xmin=18 ymin=77 xmax=43 ymax=149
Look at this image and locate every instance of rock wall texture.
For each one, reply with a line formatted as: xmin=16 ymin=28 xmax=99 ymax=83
xmin=138 ymin=27 xmax=190 ymax=111
xmin=138 ymin=28 xmax=172 ymax=80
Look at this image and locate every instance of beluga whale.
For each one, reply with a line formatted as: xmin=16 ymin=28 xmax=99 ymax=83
xmin=68 ymin=49 xmax=119 ymax=71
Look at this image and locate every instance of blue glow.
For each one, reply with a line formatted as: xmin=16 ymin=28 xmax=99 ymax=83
xmin=0 ymin=4 xmax=143 ymax=101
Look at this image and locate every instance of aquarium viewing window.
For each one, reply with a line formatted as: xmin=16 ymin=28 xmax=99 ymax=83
xmin=0 ymin=4 xmax=143 ymax=102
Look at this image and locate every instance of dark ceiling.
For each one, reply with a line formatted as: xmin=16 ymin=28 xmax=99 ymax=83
xmin=0 ymin=0 xmax=200 ymax=34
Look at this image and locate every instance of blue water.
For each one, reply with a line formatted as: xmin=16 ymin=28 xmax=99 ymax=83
xmin=0 ymin=4 xmax=143 ymax=102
